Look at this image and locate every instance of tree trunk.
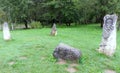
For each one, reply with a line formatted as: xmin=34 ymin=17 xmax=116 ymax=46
xmin=100 ymin=15 xmax=104 ymax=28
xmin=24 ymin=20 xmax=28 ymax=29
xmin=100 ymin=10 xmax=106 ymax=28
xmin=66 ymin=22 xmax=71 ymax=26
xmin=68 ymin=22 xmax=71 ymax=26
xmin=100 ymin=19 xmax=103 ymax=28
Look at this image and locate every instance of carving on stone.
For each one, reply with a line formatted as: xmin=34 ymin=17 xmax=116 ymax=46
xmin=98 ymin=14 xmax=118 ymax=56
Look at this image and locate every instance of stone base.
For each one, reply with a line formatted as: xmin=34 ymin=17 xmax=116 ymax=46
xmin=97 ymin=47 xmax=115 ymax=56
xmin=51 ymin=31 xmax=57 ymax=36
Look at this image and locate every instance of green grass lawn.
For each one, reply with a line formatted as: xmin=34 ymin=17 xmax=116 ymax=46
xmin=0 ymin=24 xmax=120 ymax=73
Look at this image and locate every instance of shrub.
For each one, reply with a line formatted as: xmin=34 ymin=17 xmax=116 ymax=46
xmin=30 ymin=21 xmax=42 ymax=29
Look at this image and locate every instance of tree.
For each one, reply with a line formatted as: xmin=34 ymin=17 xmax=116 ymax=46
xmin=42 ymin=0 xmax=79 ymax=26
xmin=0 ymin=8 xmax=6 ymax=23
xmin=95 ymin=0 xmax=120 ymax=27
xmin=0 ymin=0 xmax=120 ymax=28
xmin=0 ymin=0 xmax=32 ymax=29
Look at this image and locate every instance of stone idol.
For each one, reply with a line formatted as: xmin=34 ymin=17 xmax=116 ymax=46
xmin=51 ymin=23 xmax=57 ymax=36
xmin=98 ymin=14 xmax=118 ymax=56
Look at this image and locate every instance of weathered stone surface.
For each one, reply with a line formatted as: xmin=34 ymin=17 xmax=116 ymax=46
xmin=53 ymin=43 xmax=81 ymax=62
xmin=3 ymin=22 xmax=11 ymax=41
xmin=51 ymin=23 xmax=57 ymax=36
xmin=98 ymin=14 xmax=118 ymax=56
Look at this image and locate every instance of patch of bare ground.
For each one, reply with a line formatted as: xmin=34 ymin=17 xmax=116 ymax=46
xmin=56 ymin=59 xmax=66 ymax=65
xmin=66 ymin=67 xmax=77 ymax=73
xmin=104 ymin=69 xmax=116 ymax=73
xmin=19 ymin=56 xmax=27 ymax=60
xmin=41 ymin=56 xmax=45 ymax=60
xmin=56 ymin=59 xmax=79 ymax=73
xmin=8 ymin=61 xmax=15 ymax=66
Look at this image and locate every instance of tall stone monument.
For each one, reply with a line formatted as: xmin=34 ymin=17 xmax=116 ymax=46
xmin=50 ymin=23 xmax=57 ymax=36
xmin=98 ymin=14 xmax=118 ymax=56
xmin=3 ymin=22 xmax=11 ymax=41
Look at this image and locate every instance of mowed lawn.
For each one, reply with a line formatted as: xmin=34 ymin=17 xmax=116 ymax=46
xmin=0 ymin=24 xmax=120 ymax=73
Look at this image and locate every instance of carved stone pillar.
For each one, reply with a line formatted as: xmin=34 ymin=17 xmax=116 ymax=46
xmin=98 ymin=14 xmax=118 ymax=56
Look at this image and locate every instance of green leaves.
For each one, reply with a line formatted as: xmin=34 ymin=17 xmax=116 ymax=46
xmin=0 ymin=0 xmax=120 ymax=25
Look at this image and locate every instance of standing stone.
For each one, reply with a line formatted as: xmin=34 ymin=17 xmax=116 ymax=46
xmin=50 ymin=23 xmax=57 ymax=36
xmin=3 ymin=22 xmax=11 ymax=41
xmin=53 ymin=43 xmax=82 ymax=62
xmin=98 ymin=14 xmax=118 ymax=56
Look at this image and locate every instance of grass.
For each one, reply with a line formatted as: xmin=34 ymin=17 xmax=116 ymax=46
xmin=0 ymin=24 xmax=120 ymax=73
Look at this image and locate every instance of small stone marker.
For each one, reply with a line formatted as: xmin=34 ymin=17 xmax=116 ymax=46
xmin=98 ymin=14 xmax=118 ymax=56
xmin=50 ymin=23 xmax=57 ymax=36
xmin=3 ymin=22 xmax=11 ymax=41
xmin=53 ymin=43 xmax=82 ymax=62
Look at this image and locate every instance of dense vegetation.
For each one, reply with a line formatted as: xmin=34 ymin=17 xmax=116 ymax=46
xmin=0 ymin=0 xmax=120 ymax=28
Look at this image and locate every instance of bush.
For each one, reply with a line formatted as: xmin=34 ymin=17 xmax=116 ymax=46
xmin=30 ymin=21 xmax=42 ymax=29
